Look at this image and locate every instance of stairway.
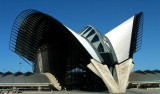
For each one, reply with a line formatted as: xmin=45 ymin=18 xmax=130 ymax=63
xmin=44 ymin=73 xmax=61 ymax=90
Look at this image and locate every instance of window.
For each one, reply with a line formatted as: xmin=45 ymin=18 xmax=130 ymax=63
xmin=86 ymin=29 xmax=95 ymax=38
xmin=91 ymin=35 xmax=99 ymax=43
xmin=82 ymin=27 xmax=92 ymax=35
xmin=97 ymin=43 xmax=104 ymax=52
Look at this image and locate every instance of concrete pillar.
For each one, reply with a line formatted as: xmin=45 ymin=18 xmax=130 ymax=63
xmin=87 ymin=59 xmax=119 ymax=93
xmin=114 ymin=58 xmax=134 ymax=93
xmin=38 ymin=86 xmax=42 ymax=91
xmin=87 ymin=58 xmax=133 ymax=93
xmin=35 ymin=48 xmax=50 ymax=73
xmin=37 ymin=51 xmax=43 ymax=73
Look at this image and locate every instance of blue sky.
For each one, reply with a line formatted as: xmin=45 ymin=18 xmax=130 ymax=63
xmin=0 ymin=0 xmax=160 ymax=73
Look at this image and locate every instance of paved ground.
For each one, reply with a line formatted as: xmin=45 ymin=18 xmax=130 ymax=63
xmin=21 ymin=88 xmax=160 ymax=94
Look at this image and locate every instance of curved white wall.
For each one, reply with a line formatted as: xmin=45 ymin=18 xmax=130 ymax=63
xmin=105 ymin=16 xmax=134 ymax=63
xmin=65 ymin=26 xmax=101 ymax=62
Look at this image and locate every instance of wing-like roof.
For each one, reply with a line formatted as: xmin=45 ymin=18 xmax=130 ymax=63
xmin=105 ymin=12 xmax=143 ymax=63
xmin=9 ymin=9 xmax=101 ymax=65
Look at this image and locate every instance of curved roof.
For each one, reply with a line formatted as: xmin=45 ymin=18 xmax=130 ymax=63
xmin=105 ymin=12 xmax=143 ymax=63
xmin=79 ymin=12 xmax=144 ymax=65
xmin=79 ymin=25 xmax=115 ymax=65
xmin=65 ymin=26 xmax=101 ymax=62
xmin=79 ymin=25 xmax=109 ymax=53
xmin=9 ymin=9 xmax=102 ymax=64
xmin=9 ymin=9 xmax=144 ymax=66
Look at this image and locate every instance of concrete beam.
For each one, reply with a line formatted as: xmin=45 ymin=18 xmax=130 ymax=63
xmin=87 ymin=58 xmax=133 ymax=93
xmin=87 ymin=59 xmax=119 ymax=93
xmin=87 ymin=63 xmax=101 ymax=77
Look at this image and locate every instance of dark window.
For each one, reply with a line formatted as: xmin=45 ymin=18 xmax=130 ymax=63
xmin=82 ymin=27 xmax=92 ymax=35
xmin=91 ymin=35 xmax=99 ymax=43
xmin=86 ymin=29 xmax=95 ymax=38
xmin=98 ymin=43 xmax=104 ymax=52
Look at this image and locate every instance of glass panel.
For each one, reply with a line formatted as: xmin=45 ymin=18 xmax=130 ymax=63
xmin=98 ymin=43 xmax=104 ymax=52
xmin=86 ymin=29 xmax=95 ymax=38
xmin=82 ymin=27 xmax=92 ymax=35
xmin=91 ymin=35 xmax=99 ymax=43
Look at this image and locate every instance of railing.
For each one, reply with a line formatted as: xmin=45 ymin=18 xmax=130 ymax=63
xmin=0 ymin=83 xmax=52 ymax=93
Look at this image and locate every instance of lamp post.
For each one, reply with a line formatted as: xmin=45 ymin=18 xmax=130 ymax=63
xmin=19 ymin=62 xmax=22 ymax=72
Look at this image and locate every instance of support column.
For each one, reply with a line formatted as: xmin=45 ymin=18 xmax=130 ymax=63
xmin=38 ymin=86 xmax=42 ymax=91
xmin=87 ymin=59 xmax=119 ymax=93
xmin=114 ymin=58 xmax=134 ymax=93
xmin=36 ymin=51 xmax=43 ymax=73
xmin=35 ymin=46 xmax=50 ymax=73
xmin=87 ymin=58 xmax=134 ymax=93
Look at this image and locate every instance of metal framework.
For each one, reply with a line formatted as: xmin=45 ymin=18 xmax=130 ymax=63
xmin=9 ymin=10 xmax=44 ymax=65
xmin=130 ymin=12 xmax=144 ymax=57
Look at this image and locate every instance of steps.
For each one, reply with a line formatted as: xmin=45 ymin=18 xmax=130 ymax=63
xmin=43 ymin=73 xmax=61 ymax=90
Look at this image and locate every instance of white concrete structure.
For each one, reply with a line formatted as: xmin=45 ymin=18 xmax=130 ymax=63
xmin=44 ymin=73 xmax=61 ymax=90
xmin=84 ymin=12 xmax=143 ymax=93
xmin=9 ymin=9 xmax=143 ymax=93
xmin=88 ymin=59 xmax=134 ymax=93
xmin=114 ymin=59 xmax=134 ymax=92
xmin=105 ymin=17 xmax=134 ymax=63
